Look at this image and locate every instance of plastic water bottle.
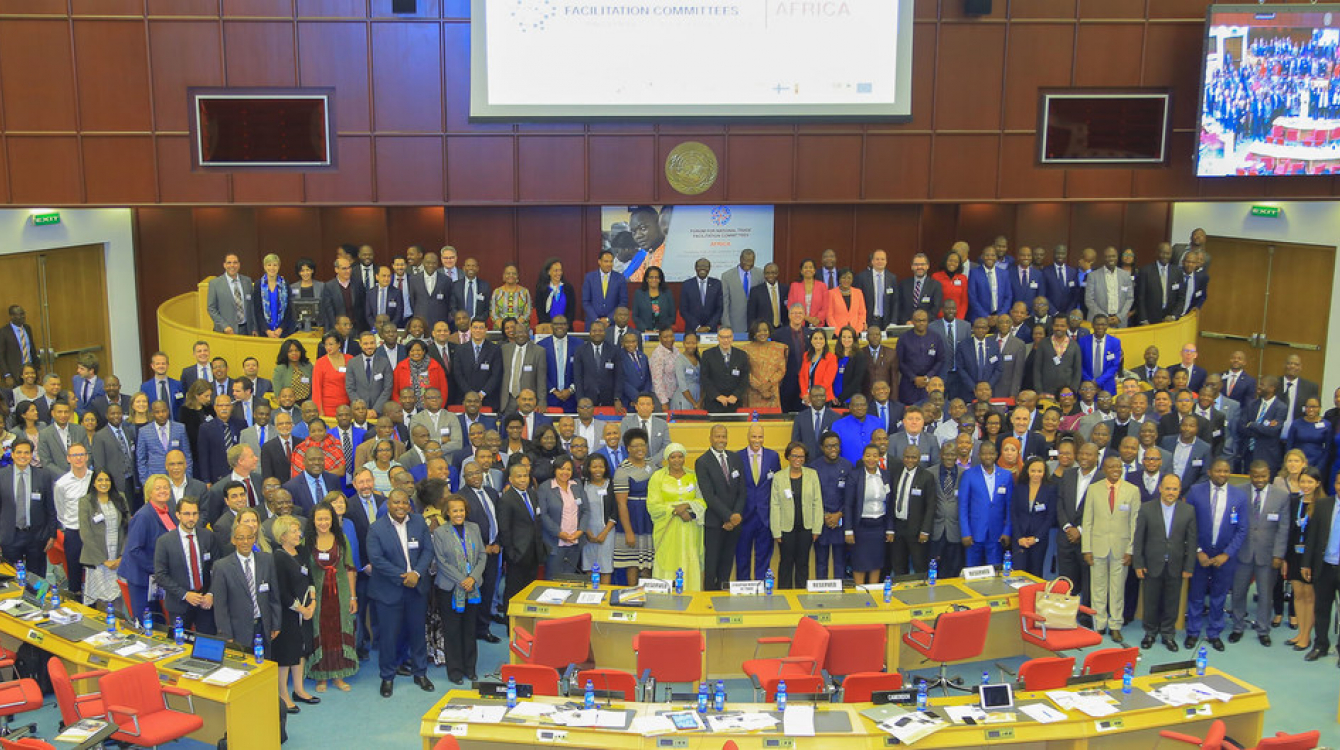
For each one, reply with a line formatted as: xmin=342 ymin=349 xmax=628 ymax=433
xmin=506 ymin=676 xmax=518 ymax=709
xmin=591 ymin=563 xmax=600 ymax=590
xmin=765 ymin=569 xmax=774 ymax=596
xmin=584 ymin=679 xmax=595 ymax=710
xmin=697 ymin=681 xmax=709 ymax=714
xmin=928 ymin=559 xmax=938 ymax=586
xmin=50 ymin=590 xmax=60 ymax=610
xmin=105 ymin=602 xmax=116 ymax=634
xmin=883 ymin=575 xmax=893 ymax=603
xmin=1122 ymin=664 xmax=1133 ymax=695
xmin=751 ymin=411 xmax=759 ymax=422
xmin=1196 ymin=645 xmax=1208 ymax=676
xmin=1002 ymin=551 xmax=1013 ymax=578
xmin=776 ymin=680 xmax=787 ymax=711
xmin=142 ymin=608 xmax=153 ymax=635
xmin=981 ymin=670 xmax=990 ymax=686
xmin=14 ymin=561 xmax=24 ymax=585
xmin=714 ymin=680 xmax=725 ymax=712
xmin=675 ymin=568 xmax=685 ymax=595
xmin=173 ymin=616 xmax=185 ymax=645
xmin=1230 ymin=507 xmax=1239 ymax=526
xmin=253 ymin=633 xmax=265 ymax=665
xmin=916 ymin=679 xmax=928 ymax=712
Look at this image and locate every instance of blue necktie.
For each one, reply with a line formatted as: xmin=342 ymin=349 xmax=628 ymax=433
xmin=519 ymin=490 xmax=534 ymax=518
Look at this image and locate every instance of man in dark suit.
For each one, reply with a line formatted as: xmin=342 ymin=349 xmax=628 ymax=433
xmin=320 ymin=256 xmax=368 ymax=333
xmin=1032 ymin=316 xmax=1082 ymax=397
xmin=1241 ymin=376 xmax=1287 ymax=475
xmin=1184 ymin=459 xmax=1249 ymax=651
xmin=153 ymin=496 xmax=216 ymax=634
xmin=582 ymin=251 xmax=629 ymax=327
xmin=364 ymin=265 xmax=405 ymax=329
xmin=771 ymin=305 xmax=811 ymax=412
xmin=195 ymin=394 xmax=240 ymax=484
xmin=449 ymin=258 xmax=492 ymax=322
xmin=1159 ymin=417 xmax=1213 ymax=491
xmin=210 ymin=522 xmax=281 ymax=653
xmin=141 ymin=352 xmax=185 ymax=421
xmin=792 ymin=386 xmax=839 ymax=459
xmin=1230 ymin=462 xmax=1290 ymax=646
xmin=1041 ymin=244 xmax=1079 ymax=314
xmin=1280 ymin=354 xmax=1320 ymax=431
xmin=573 ymin=321 xmax=620 ymax=407
xmin=347 ymin=331 xmax=394 ymax=416
xmin=451 ymin=318 xmax=503 ymax=412
xmin=863 ymin=327 xmax=898 ymax=400
xmin=261 ymin=411 xmax=299 ymax=483
xmin=955 ymin=317 xmax=1001 ymax=401
xmin=1002 ymin=406 xmax=1047 ymax=462
xmin=700 ymin=327 xmax=750 ymax=415
xmin=92 ymin=404 xmax=137 ymax=499
xmin=283 ymin=447 xmax=341 ymax=514
xmin=1135 ymin=242 xmax=1184 ymax=325
xmin=344 ymin=469 xmax=379 ymax=657
xmin=0 ymin=440 xmax=54 ymax=577
xmin=1133 ymin=474 xmax=1197 ymax=650
xmin=539 ymin=316 xmax=579 ymax=412
xmin=179 ymin=341 xmax=214 ymax=391
xmin=1167 ymin=343 xmax=1208 ymax=394
xmin=854 ymin=249 xmax=899 ymax=329
xmin=746 ymin=262 xmax=787 ymax=331
xmin=0 ymin=305 xmax=38 ymax=387
xmin=367 ymin=489 xmax=434 ymax=696
xmin=458 ymin=462 xmax=503 ymax=641
xmin=1056 ymin=443 xmax=1101 ymax=616
xmin=896 ymin=253 xmax=943 ymax=324
xmin=205 ymin=443 xmax=264 ymax=526
xmin=868 ymin=380 xmax=905 ymax=437
xmin=679 ymin=259 xmax=724 ymax=333
xmin=696 ymin=424 xmax=746 ymax=591
xmin=407 ymin=251 xmax=452 ymax=327
xmin=1006 ymin=248 xmax=1045 ymax=316
xmin=887 ymin=445 xmax=936 ymax=576
xmin=497 ymin=462 xmax=546 ymax=608
xmin=1302 ymin=478 xmax=1340 ymax=662
xmin=736 ymin=424 xmax=780 ymax=580
xmin=87 ymin=375 xmax=132 ymax=428
xmin=1221 ymin=351 xmax=1256 ymax=406
xmin=1176 ymin=250 xmax=1209 ymax=318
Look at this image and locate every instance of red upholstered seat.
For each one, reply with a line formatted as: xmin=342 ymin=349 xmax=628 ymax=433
xmin=1018 ymin=581 xmax=1103 ymax=652
xmin=902 ymin=605 xmax=990 ymax=693
xmin=574 ymin=668 xmax=638 ymax=700
xmin=742 ymin=616 xmax=830 ymax=685
xmin=500 ymin=663 xmax=562 ymax=696
xmin=840 ymin=672 xmax=903 ymax=703
xmin=635 ymin=630 xmax=704 ymax=686
xmin=1081 ymin=647 xmax=1138 ymax=677
xmin=48 ymin=657 xmax=108 ymax=726
xmin=100 ymin=661 xmax=204 ymax=747
xmin=0 ymin=677 xmax=44 ymax=719
xmin=1017 ymin=656 xmax=1075 ymax=691
xmin=509 ymin=613 xmax=591 ymax=672
xmin=824 ymin=624 xmax=887 ymax=679
xmin=0 ymin=738 xmax=57 ymax=750
xmin=432 ymin=736 xmax=461 ymax=750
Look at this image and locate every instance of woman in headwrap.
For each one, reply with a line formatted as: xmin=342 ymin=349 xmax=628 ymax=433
xmin=646 ymin=443 xmax=706 ymax=591
xmin=997 ymin=436 xmax=1024 ymax=477
xmin=393 ymin=339 xmax=448 ymax=412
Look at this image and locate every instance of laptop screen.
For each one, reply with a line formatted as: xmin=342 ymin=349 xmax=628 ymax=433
xmin=190 ymin=635 xmax=226 ymax=662
xmin=22 ymin=580 xmax=48 ymax=606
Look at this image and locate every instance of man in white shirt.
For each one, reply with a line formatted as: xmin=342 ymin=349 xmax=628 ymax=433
xmin=53 ymin=443 xmax=93 ymax=595
xmin=573 ymin=399 xmax=601 ymax=449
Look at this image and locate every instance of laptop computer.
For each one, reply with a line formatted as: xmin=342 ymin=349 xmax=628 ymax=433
xmin=0 ymin=579 xmax=50 ymax=618
xmin=167 ymin=634 xmax=227 ymax=675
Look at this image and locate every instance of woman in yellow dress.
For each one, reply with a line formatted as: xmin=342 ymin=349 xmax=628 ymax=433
xmin=646 ymin=443 xmax=706 ymax=591
xmin=745 ymin=321 xmax=787 ymax=409
xmin=490 ymin=264 xmax=532 ymax=329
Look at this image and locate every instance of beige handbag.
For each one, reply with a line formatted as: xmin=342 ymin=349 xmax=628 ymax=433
xmin=1034 ymin=577 xmax=1080 ymax=630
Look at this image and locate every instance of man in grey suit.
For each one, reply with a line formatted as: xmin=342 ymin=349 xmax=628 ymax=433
xmin=1133 ymin=474 xmax=1197 ymax=650
xmin=239 ymin=403 xmax=272 ymax=457
xmin=619 ymin=394 xmax=669 ymax=468
xmin=1229 ymin=461 xmax=1290 ymax=646
xmin=992 ymin=315 xmax=1027 ymax=398
xmin=720 ymin=249 xmax=763 ymax=334
xmin=1159 ymin=418 xmax=1213 ymax=491
xmin=37 ymin=401 xmax=89 ymax=475
xmin=153 ymin=496 xmax=216 ymax=634
xmin=91 ymin=404 xmax=137 ymax=500
xmin=210 ymin=522 xmax=282 ymax=653
xmin=347 ymin=331 xmax=394 ymax=417
xmin=500 ymin=326 xmax=547 ymax=416
xmin=1084 ymin=247 xmax=1135 ymax=327
xmin=1032 ymin=316 xmax=1082 ymax=397
xmin=320 ymin=256 xmax=368 ymax=333
xmin=409 ymin=389 xmax=464 ymax=455
xmin=206 ymin=254 xmax=255 ymax=336
xmin=887 ymin=406 xmax=939 ymax=470
xmin=406 ymin=251 xmax=452 ymax=327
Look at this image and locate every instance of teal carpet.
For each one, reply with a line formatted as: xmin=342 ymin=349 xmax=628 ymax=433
xmin=8 ymin=621 xmax=1338 ymax=748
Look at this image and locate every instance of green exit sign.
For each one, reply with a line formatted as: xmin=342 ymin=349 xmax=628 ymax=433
xmin=1250 ymin=205 xmax=1281 ymax=218
xmin=31 ymin=212 xmax=59 ymax=226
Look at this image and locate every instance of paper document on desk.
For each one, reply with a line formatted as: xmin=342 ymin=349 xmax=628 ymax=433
xmin=1019 ymin=703 xmax=1067 ymax=724
xmin=944 ymin=705 xmax=987 ymax=724
xmin=782 ymin=705 xmax=815 ymax=737
xmin=1045 ymin=689 xmax=1117 ymax=717
xmin=468 ymin=705 xmax=508 ymax=723
xmin=1148 ymin=682 xmax=1232 ymax=706
xmin=82 ymin=632 xmax=123 ymax=647
xmin=575 ymin=591 xmax=605 ymax=605
xmin=536 ymin=588 xmax=573 ymax=604
xmin=203 ymin=667 xmax=247 ymax=685
xmin=630 ymin=715 xmax=676 ymax=735
xmin=707 ymin=712 xmax=778 ymax=732
xmin=437 ymin=706 xmax=473 ymax=723
xmin=55 ymin=719 xmax=108 ymax=742
xmin=114 ymin=641 xmax=149 ymax=657
xmin=878 ymin=712 xmax=947 ymax=744
xmin=507 ymin=702 xmax=558 ymax=719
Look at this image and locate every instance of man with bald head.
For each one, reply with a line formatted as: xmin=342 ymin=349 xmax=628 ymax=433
xmin=697 ymin=424 xmax=747 ymax=590
xmin=1133 ymin=474 xmax=1196 ymax=650
xmin=737 ymin=423 xmax=780 ymax=582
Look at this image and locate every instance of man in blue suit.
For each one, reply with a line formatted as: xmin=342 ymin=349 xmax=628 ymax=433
xmin=1079 ymin=316 xmax=1123 ymax=395
xmin=449 ymin=258 xmax=492 ymax=322
xmin=736 ymin=424 xmax=781 ymax=581
xmin=365 ymin=265 xmax=405 ymax=329
xmin=1183 ymin=459 xmax=1249 ymax=651
xmin=582 ymin=251 xmax=629 ymax=327
xmin=616 ymin=331 xmax=652 ymax=410
xmin=140 ymin=352 xmax=184 ymax=420
xmin=1221 ymin=351 xmax=1256 ymax=406
xmin=1041 ymin=244 xmax=1079 ymax=314
xmin=70 ymin=354 xmax=104 ymax=416
xmin=136 ymin=401 xmax=192 ymax=480
xmin=679 ymin=258 xmax=724 ymax=333
xmin=958 ymin=440 xmax=1012 ymax=566
xmin=367 ymin=489 xmax=434 ymax=697
xmin=283 ymin=446 xmax=343 ymax=514
xmin=538 ymin=316 xmax=578 ymax=411
xmin=1241 ymin=377 xmax=1287 ymax=474
xmin=967 ymin=246 xmax=1012 ymax=319
xmin=954 ymin=317 xmax=1001 ymax=400
xmin=573 ymin=321 xmax=620 ymax=407
xmin=1007 ymin=247 xmax=1045 ymax=313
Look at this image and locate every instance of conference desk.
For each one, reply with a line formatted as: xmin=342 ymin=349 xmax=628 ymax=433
xmin=418 ymin=668 xmax=1267 ymax=750
xmin=0 ymin=578 xmax=280 ymax=750
xmin=508 ymin=574 xmax=1044 ymax=679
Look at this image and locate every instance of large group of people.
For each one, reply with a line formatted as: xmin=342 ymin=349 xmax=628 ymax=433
xmin=1204 ymin=29 xmax=1340 ymax=143
xmin=12 ymin=225 xmax=1340 ymax=711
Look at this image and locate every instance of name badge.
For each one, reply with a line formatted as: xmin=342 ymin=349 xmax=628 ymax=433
xmin=291 ymin=289 xmax=301 ymax=296
xmin=1191 ymin=460 xmax=1203 ymax=467
xmin=1067 ymin=281 xmax=1076 ymax=287
xmin=28 ymin=492 xmax=39 ymax=500
xmin=337 ymin=367 xmax=346 ymax=373
xmin=203 ymin=552 xmax=211 ymax=561
xmin=388 ymin=301 xmax=398 ymax=308
xmin=784 ymin=489 xmax=793 ymax=499
xmin=910 ymin=488 xmax=922 ymax=496
xmin=1106 ymin=352 xmax=1116 ymax=361
xmin=922 ymin=454 xmax=931 ymax=463
xmin=837 ymin=479 xmax=846 ymax=489
xmin=439 ymin=427 xmax=451 ymax=436
xmin=435 ymin=292 xmax=444 ymax=300
xmin=1028 ymin=281 xmax=1037 ymax=288
xmin=1267 ymin=513 xmax=1280 ymax=522
xmin=683 ymin=483 xmax=694 ymax=493
xmin=921 ymin=296 xmax=931 ymax=303
xmin=1052 ymin=356 xmax=1063 ymax=366
xmin=408 ymin=539 xmax=420 ymax=550
xmin=373 ymin=373 xmax=384 ymax=381
xmin=837 ymin=366 xmax=845 ymax=374
xmin=988 ymin=355 xmax=999 ymax=363
xmin=300 ymin=377 xmax=310 ymax=384
xmin=300 ymin=566 xmax=308 ymax=576
xmin=174 ymin=393 xmax=184 ymax=400
xmin=605 ymin=362 xmax=615 ymax=370
xmin=258 ymin=583 xmax=270 ymax=593
xmin=928 ymin=349 xmax=936 ymax=356
xmin=596 ymin=489 xmax=607 ymax=496
xmin=997 ymin=486 xmax=1006 ymax=495
xmin=475 ymin=293 xmax=485 ymax=301
xmin=1317 ymin=423 xmax=1327 ymax=430
xmin=1171 ymin=283 xmax=1181 ymax=290
xmin=684 ymin=367 xmax=696 ymax=375
xmin=1195 ymin=290 xmax=1204 ymax=298
xmin=953 ymin=278 xmax=962 ymax=286
xmin=1004 ymin=355 xmax=1014 ymax=362
xmin=91 ymin=513 xmax=104 ymax=523
xmin=731 ymin=469 xmax=740 ymax=478
xmin=481 ymin=363 xmax=491 ymax=370
xmin=1034 ymin=503 xmax=1046 ymax=512
xmin=766 ymin=471 xmax=774 ymax=480
xmin=523 ymin=365 xmax=533 ymax=372
xmin=1118 ymin=504 xmax=1130 ymax=512
xmin=1212 ymin=429 xmax=1222 ymax=437
xmin=1121 ymin=286 xmax=1131 ymax=293
xmin=171 ymin=439 xmax=180 ymax=447
xmin=731 ymin=368 xmax=741 ymax=376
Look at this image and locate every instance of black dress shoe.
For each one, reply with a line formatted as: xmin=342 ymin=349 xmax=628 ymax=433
xmin=1259 ymin=634 xmax=1272 ymax=647
xmin=1293 ymin=643 xmax=1311 ymax=652
xmin=1228 ymin=631 xmax=1243 ymax=644
xmin=1096 ymin=627 xmax=1107 ymax=635
xmin=1140 ymin=635 xmax=1155 ymax=649
xmin=478 ymin=632 xmax=501 ymax=644
xmin=1162 ymin=637 xmax=1179 ymax=652
xmin=357 ymin=648 xmax=370 ymax=662
xmin=1304 ymin=648 xmax=1327 ymax=661
xmin=380 ymin=680 xmax=394 ymax=697
xmin=490 ymin=614 xmax=508 ymax=625
xmin=468 ymin=673 xmax=478 ymax=681
xmin=293 ymin=694 xmax=320 ymax=705
xmin=284 ymin=704 xmax=300 ymax=715
xmin=415 ymin=675 xmax=435 ymax=692
xmin=397 ymin=664 xmax=413 ymax=677
xmin=450 ymin=675 xmax=464 ymax=686
xmin=1184 ymin=635 xmax=1198 ymax=649
xmin=1208 ymin=637 xmax=1225 ymax=652
xmin=1110 ymin=629 xmax=1125 ymax=644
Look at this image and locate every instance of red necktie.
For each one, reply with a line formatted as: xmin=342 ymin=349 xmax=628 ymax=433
xmin=187 ymin=533 xmax=203 ymax=590
xmin=1108 ymin=484 xmax=1116 ymax=512
xmin=243 ymin=477 xmax=256 ymax=507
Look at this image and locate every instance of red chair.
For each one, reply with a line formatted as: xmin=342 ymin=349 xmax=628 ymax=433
xmin=902 ymin=606 xmax=990 ymax=694
xmin=1018 ymin=581 xmax=1102 ymax=652
xmin=45 ymin=530 xmax=66 ymax=582
xmin=48 ymin=657 xmax=107 ymax=726
xmin=1161 ymin=719 xmax=1319 ymax=750
xmin=574 ymin=668 xmax=638 ymax=700
xmin=722 ymin=742 xmax=739 ymax=750
xmin=742 ymin=617 xmax=831 ymax=693
xmin=840 ymin=672 xmax=903 ymax=703
xmin=634 ymin=630 xmax=704 ymax=700
xmin=0 ymin=739 xmax=56 ymax=750
xmin=1016 ymin=656 xmax=1075 ymax=691
xmin=432 ymin=736 xmax=461 ymax=750
xmin=99 ymin=661 xmax=204 ymax=747
xmin=594 ymin=407 xmax=621 ymax=417
xmin=759 ymin=674 xmax=826 ymax=702
xmin=509 ymin=613 xmax=592 ymax=679
xmin=824 ymin=624 xmax=887 ymax=682
xmin=1081 ymin=647 xmax=1137 ymax=678
xmin=500 ymin=664 xmax=562 ymax=696
xmin=0 ymin=676 xmax=43 ymax=726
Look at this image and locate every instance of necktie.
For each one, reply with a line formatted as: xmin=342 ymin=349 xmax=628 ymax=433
xmin=897 ymin=470 xmax=911 ymax=518
xmin=813 ymin=411 xmax=821 ymax=438
xmin=378 ymin=288 xmax=386 ymax=315
xmin=364 ymin=266 xmax=373 ymax=289
xmin=365 ymin=358 xmax=372 ymax=382
xmin=478 ymin=489 xmax=497 ymax=543
xmin=718 ymin=451 xmax=729 ymax=479
xmin=880 ymin=404 xmax=888 ymax=429
xmin=947 ymin=324 xmax=956 ymax=368
xmin=1254 ymin=489 xmax=1263 ymax=517
xmin=395 ymin=276 xmax=403 ymax=294
xmin=16 ymin=471 xmax=28 ymax=528
xmin=115 ymin=429 xmax=130 ymax=470
xmin=82 ymin=381 xmax=90 ymax=405
xmin=827 ymin=269 xmax=835 ymax=287
xmin=244 ymin=401 xmax=252 ymax=426
xmin=520 ymin=490 xmax=534 ymax=518
xmin=1095 ymin=338 xmax=1103 ymax=372
xmin=342 ymin=430 xmax=354 ymax=477
xmin=913 ymin=277 xmax=923 ymax=308
xmin=700 ymin=279 xmax=707 ymax=305
xmin=243 ymin=557 xmax=260 ymax=618
xmin=556 ymin=340 xmax=566 ymax=389
xmin=283 ymin=439 xmax=291 ymax=462
xmin=511 ymin=346 xmax=524 ymax=395
xmin=1212 ymin=488 xmax=1222 ymax=546
xmin=1108 ymin=484 xmax=1116 ymax=512
xmin=224 ymin=425 xmax=235 ymax=449
xmin=742 ymin=269 xmax=750 ymax=293
xmin=59 ymin=428 xmax=67 ymax=451
xmin=187 ymin=533 xmax=203 ymax=590
xmin=1227 ymin=371 xmax=1238 ymax=396
xmin=159 ymin=425 xmax=169 ymax=450
xmin=17 ymin=328 xmax=28 ymax=365
xmin=601 ymin=274 xmax=609 ymax=297
xmin=244 ymin=477 xmax=256 ymax=507
xmin=978 ymin=341 xmax=985 ymax=372
xmin=941 ymin=466 xmax=954 ymax=495
xmin=1183 ymin=276 xmax=1195 ymax=314
xmin=467 ymin=280 xmax=476 ymax=316
xmin=1159 ymin=265 xmax=1168 ymax=307
xmin=364 ymin=494 xmax=378 ymax=523
xmin=312 ymin=474 xmax=326 ymax=501
xmin=232 ymin=279 xmax=245 ymax=323
xmin=769 ymin=285 xmax=779 ymax=327
xmin=751 ymin=452 xmax=760 ymax=482
xmin=594 ymin=344 xmax=601 ymax=361
xmin=159 ymin=380 xmax=169 ymax=406
xmin=641 ymin=419 xmax=648 ymax=435
xmin=1020 ymin=268 xmax=1027 ymax=287
xmin=874 ymin=272 xmax=883 ymax=317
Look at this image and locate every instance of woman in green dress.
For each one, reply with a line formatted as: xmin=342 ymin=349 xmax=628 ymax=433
xmin=304 ymin=499 xmax=358 ymax=692
xmin=646 ymin=443 xmax=706 ymax=591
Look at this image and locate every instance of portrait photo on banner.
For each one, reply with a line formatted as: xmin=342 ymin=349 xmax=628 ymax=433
xmin=600 ymin=205 xmax=776 ymax=282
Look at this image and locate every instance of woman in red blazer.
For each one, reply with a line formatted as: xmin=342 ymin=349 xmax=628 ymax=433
xmin=392 ymin=339 xmax=449 ymax=410
xmin=825 ymin=269 xmax=867 ymax=330
xmin=787 ymin=258 xmax=829 ymax=328
xmin=932 ymin=249 xmax=969 ymax=320
xmin=799 ymin=329 xmax=838 ymax=404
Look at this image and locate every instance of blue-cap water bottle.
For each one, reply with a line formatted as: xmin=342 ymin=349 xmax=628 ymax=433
xmin=765 ymin=569 xmax=774 ymax=596
xmin=142 ymin=608 xmax=152 ymax=634
xmin=1196 ymin=645 xmax=1208 ymax=676
xmin=928 ymin=558 xmax=938 ymax=586
xmin=883 ymin=575 xmax=893 ymax=603
xmin=675 ymin=568 xmax=684 ymax=594
xmin=591 ymin=563 xmax=600 ymax=590
xmin=253 ymin=633 xmax=265 ymax=665
xmin=50 ymin=590 xmax=60 ymax=610
xmin=585 ymin=679 xmax=595 ymax=710
xmin=506 ymin=675 xmax=517 ymax=708
xmin=105 ymin=602 xmax=116 ymax=634
xmin=174 ymin=616 xmax=185 ymax=645
xmin=1122 ymin=664 xmax=1133 ymax=695
xmin=981 ymin=670 xmax=990 ymax=685
xmin=916 ymin=679 xmax=928 ymax=712
xmin=697 ymin=681 xmax=708 ymax=714
xmin=714 ymin=680 xmax=725 ymax=712
xmin=14 ymin=561 xmax=24 ymax=585
xmin=776 ymin=680 xmax=787 ymax=711
xmin=1002 ymin=551 xmax=1013 ymax=578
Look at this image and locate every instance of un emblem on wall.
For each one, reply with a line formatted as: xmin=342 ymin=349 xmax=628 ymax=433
xmin=665 ymin=141 xmax=719 ymax=196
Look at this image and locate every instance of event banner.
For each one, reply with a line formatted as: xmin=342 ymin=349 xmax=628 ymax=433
xmin=600 ymin=205 xmax=775 ymax=283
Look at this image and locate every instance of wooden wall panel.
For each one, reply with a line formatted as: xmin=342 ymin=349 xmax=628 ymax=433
xmin=297 ymin=21 xmax=372 ymax=132
xmin=1141 ymin=23 xmax=1205 ymax=131
xmin=931 ymin=135 xmax=1000 ymax=200
xmin=517 ymin=136 xmax=585 ymax=203
xmin=0 ymin=139 xmax=9 ymax=204
xmin=787 ymin=206 xmax=855 ymax=274
xmin=371 ymin=22 xmax=443 ymax=132
xmin=1121 ymin=202 xmax=1171 ymax=253
xmin=83 ymin=136 xmax=157 ymax=204
xmin=1068 ymin=203 xmax=1125 ymax=254
xmin=446 ymin=135 xmax=514 ymax=202
xmin=907 ymin=23 xmax=939 ymax=132
xmin=156 ymin=136 xmax=230 ymax=203
xmin=1003 ymin=24 xmax=1074 ymax=131
xmin=304 ymin=136 xmax=373 ymax=203
xmin=223 ymin=0 xmax=295 ymax=17
xmin=1015 ymin=203 xmax=1071 ymax=252
xmin=0 ymin=20 xmax=77 ymax=132
xmin=999 ymin=135 xmax=1066 ymax=200
xmin=1007 ymin=0 xmax=1076 ymax=19
xmin=7 ymin=137 xmax=82 ymax=204
xmin=148 ymin=0 xmax=220 ymax=15
xmin=134 ymin=207 xmax=199 ymax=358
xmin=1065 ymin=169 xmax=1134 ymax=200
xmin=148 ymin=21 xmax=224 ymax=132
xmin=298 ymin=0 xmax=367 ymax=16
xmin=319 ymin=206 xmax=388 ymax=256
xmin=588 ymin=135 xmax=654 ymax=203
xmin=195 ymin=207 xmax=259 ymax=267
xmin=445 ymin=207 xmax=516 ymax=283
xmin=515 ymin=206 xmax=586 ymax=291
xmin=256 ymin=207 xmax=324 ymax=268
xmin=852 ymin=204 xmax=922 ymax=268
xmin=386 ymin=206 xmax=445 ymax=256
xmin=795 ymin=136 xmax=862 ymax=202
xmin=1149 ymin=0 xmax=1212 ymax=18
xmin=1078 ymin=0 xmax=1144 ymax=19
xmin=864 ymin=135 xmax=931 ymax=201
xmin=933 ymin=24 xmax=1007 ymax=131
xmin=727 ymin=136 xmax=794 ymax=204
xmin=1074 ymin=23 xmax=1145 ymax=87
xmin=232 ymin=172 xmax=305 ymax=204
xmin=956 ymin=204 xmax=1017 ymax=255
xmin=224 ymin=22 xmax=297 ymax=87
xmin=375 ymin=136 xmax=444 ymax=203
xmin=73 ymin=0 xmax=144 ymax=14
xmin=74 ymin=20 xmax=154 ymax=132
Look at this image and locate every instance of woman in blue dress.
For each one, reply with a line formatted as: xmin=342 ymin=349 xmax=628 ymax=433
xmin=1287 ymin=396 xmax=1332 ymax=478
xmin=1011 ymin=457 xmax=1056 ymax=578
xmin=252 ymin=253 xmax=294 ymax=338
xmin=612 ymin=429 xmax=655 ymax=585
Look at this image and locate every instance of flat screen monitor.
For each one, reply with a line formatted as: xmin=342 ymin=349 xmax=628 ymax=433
xmin=1197 ymin=3 xmax=1340 ymax=176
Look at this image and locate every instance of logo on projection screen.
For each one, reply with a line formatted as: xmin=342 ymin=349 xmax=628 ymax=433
xmin=711 ymin=207 xmax=732 ymax=226
xmin=508 ymin=0 xmax=554 ymax=32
